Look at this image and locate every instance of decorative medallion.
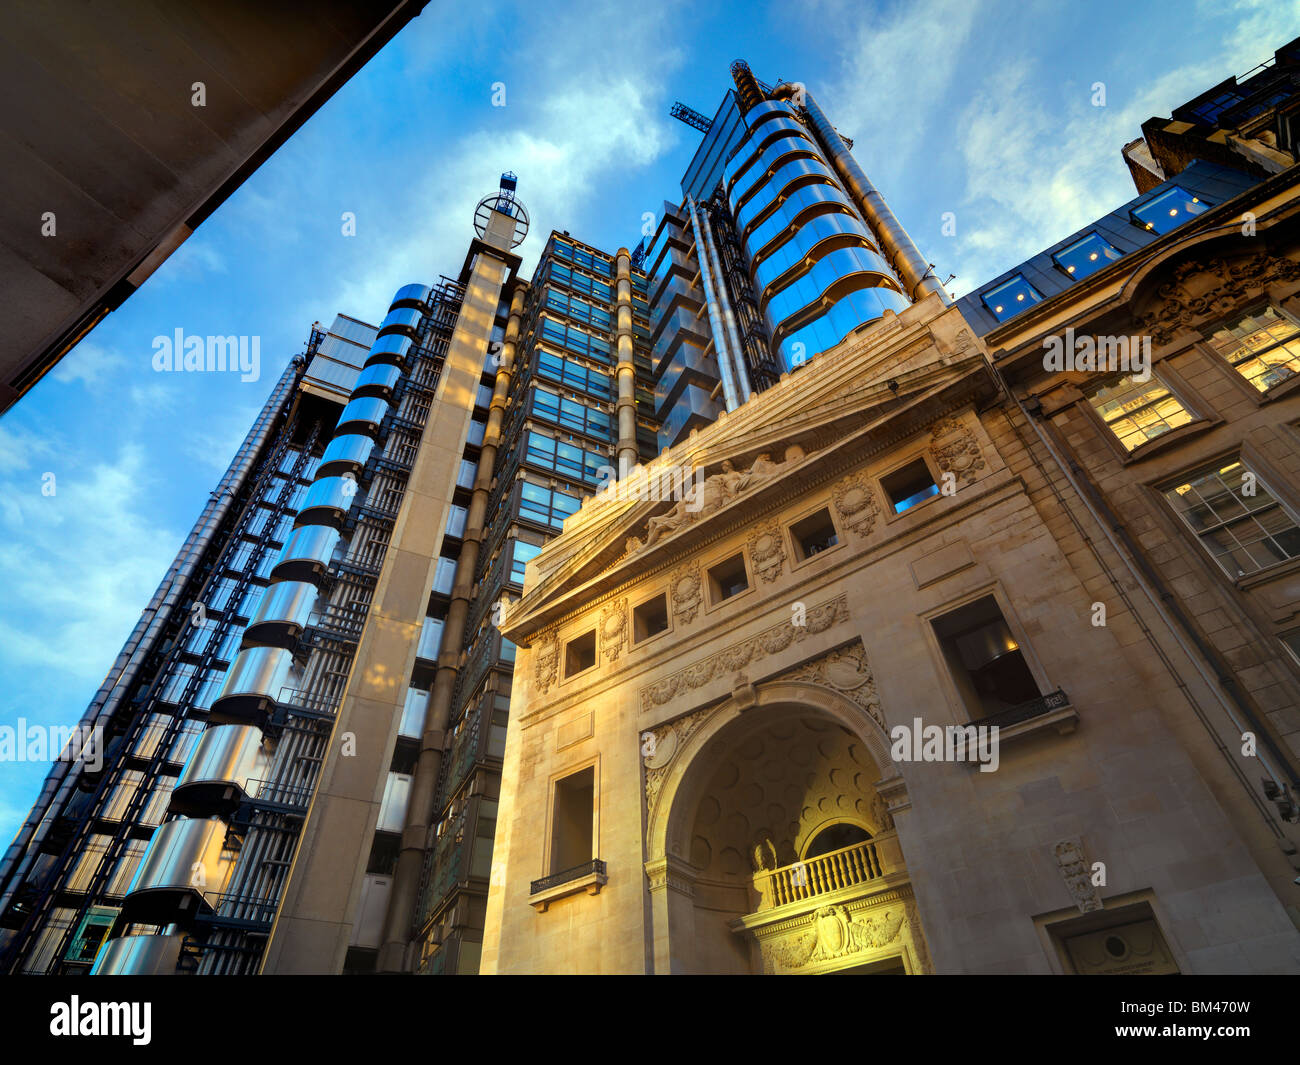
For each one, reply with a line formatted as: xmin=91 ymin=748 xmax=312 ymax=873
xmin=930 ymin=416 xmax=985 ymax=485
xmin=747 ymin=520 xmax=787 ymax=584
xmin=831 ymin=472 xmax=879 ymax=537
xmin=601 ymin=597 xmax=628 ymax=662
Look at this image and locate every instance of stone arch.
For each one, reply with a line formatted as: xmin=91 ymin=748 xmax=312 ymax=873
xmin=798 ymin=815 xmax=875 ymax=860
xmin=646 ymin=678 xmax=900 ymax=863
xmin=643 ymin=677 xmax=911 ymax=974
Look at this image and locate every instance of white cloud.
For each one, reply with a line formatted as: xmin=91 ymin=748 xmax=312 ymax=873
xmin=0 ymin=442 xmax=179 ymax=693
xmin=49 ymin=339 xmax=128 ymax=389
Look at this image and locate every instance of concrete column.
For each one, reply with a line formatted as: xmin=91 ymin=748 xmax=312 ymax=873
xmin=372 ymin=271 xmax=529 ymax=972
xmin=614 ymin=247 xmax=638 ymax=478
xmin=262 ymin=209 xmax=520 ymax=975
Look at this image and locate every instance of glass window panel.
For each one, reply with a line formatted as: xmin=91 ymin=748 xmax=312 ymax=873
xmin=1052 ymin=232 xmax=1123 ymax=280
xmin=982 ymin=274 xmax=1043 ymax=322
xmin=1164 ymin=460 xmax=1300 ymax=577
xmin=1086 ymin=373 xmax=1192 ymax=451
xmin=1130 ymin=185 xmax=1211 ymax=235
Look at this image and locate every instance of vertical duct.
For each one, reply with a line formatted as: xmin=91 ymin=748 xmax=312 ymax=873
xmin=687 ymin=197 xmax=743 ymax=411
xmin=778 ymin=84 xmax=950 ymax=305
xmin=698 ymin=207 xmax=752 ymax=403
xmin=614 ymin=248 xmax=638 ymax=477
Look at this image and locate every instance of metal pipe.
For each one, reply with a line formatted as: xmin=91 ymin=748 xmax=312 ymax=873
xmin=730 ymin=60 xmax=765 ymax=116
xmin=699 ymin=206 xmax=752 ymax=403
xmin=687 ymin=197 xmax=742 ymax=411
xmin=778 ymin=84 xmax=950 ymax=305
xmin=613 ymin=249 xmax=638 ymax=477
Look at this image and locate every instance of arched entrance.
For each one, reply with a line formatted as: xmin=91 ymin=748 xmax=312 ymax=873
xmin=644 ymin=680 xmax=931 ymax=974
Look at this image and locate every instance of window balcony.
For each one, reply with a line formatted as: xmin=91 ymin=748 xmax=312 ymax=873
xmin=529 ymin=859 xmax=607 ymax=911
xmin=752 ymin=835 xmax=902 ymax=912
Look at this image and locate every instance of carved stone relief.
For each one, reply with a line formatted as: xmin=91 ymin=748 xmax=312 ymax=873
xmin=601 ymin=597 xmax=628 ymax=662
xmin=930 ymin=416 xmax=985 ymax=485
xmin=639 ymin=594 xmax=850 ymax=714
xmin=830 ymin=472 xmax=879 ymax=537
xmin=535 ymin=633 xmax=559 ymax=694
xmin=1139 ymin=252 xmax=1300 ymax=346
xmin=669 ymin=560 xmax=703 ymax=625
xmin=1054 ymin=837 xmax=1103 ymax=913
xmin=747 ymin=520 xmax=786 ymax=584
xmin=762 ymin=903 xmax=906 ymax=973
xmin=624 ymin=445 xmax=812 ymax=555
xmin=785 ymin=642 xmax=885 ymax=732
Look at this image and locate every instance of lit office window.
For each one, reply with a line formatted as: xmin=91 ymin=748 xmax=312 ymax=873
xmin=1085 ymin=373 xmax=1192 ymax=451
xmin=1053 ymin=232 xmax=1122 ymax=280
xmin=1130 ymin=186 xmax=1210 ymax=234
xmin=981 ymin=274 xmax=1044 ymax=323
xmin=1206 ymin=305 xmax=1300 ymax=393
xmin=1164 ymin=461 xmax=1300 ymax=577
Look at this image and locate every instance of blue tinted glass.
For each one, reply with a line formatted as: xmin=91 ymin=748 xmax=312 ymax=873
xmin=981 ymin=274 xmax=1044 ymax=323
xmin=893 ymin=483 xmax=940 ymax=514
xmin=1053 ymin=233 xmax=1122 ymax=280
xmin=1130 ymin=185 xmax=1211 ymax=235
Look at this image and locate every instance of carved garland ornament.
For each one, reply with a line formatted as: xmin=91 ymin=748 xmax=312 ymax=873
xmin=1139 ymin=251 xmax=1300 ymax=346
xmin=830 ymin=472 xmax=879 ymax=536
xmin=746 ymin=520 xmax=786 ymax=584
xmin=929 ymin=416 xmax=985 ymax=486
xmin=639 ymin=594 xmax=850 ymax=713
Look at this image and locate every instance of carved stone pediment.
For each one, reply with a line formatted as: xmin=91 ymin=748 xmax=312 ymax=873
xmin=1139 ymin=251 xmax=1300 ymax=346
xmin=500 ymin=306 xmax=1000 ymax=646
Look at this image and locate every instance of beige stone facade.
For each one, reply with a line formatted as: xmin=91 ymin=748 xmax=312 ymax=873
xmin=481 ymin=177 xmax=1300 ymax=975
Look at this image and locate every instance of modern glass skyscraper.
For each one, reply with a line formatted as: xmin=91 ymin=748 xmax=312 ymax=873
xmin=0 ymin=174 xmax=663 ymax=975
xmin=7 ymin=46 xmax=1300 ymax=977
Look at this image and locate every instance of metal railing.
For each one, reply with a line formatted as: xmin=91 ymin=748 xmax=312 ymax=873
xmin=965 ymin=689 xmax=1070 ymax=731
xmin=530 ymin=859 xmax=606 ymax=896
xmin=757 ymin=839 xmax=885 ymax=910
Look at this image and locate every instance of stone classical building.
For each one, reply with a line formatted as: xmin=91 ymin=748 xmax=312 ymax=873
xmin=482 ymin=133 xmax=1300 ymax=975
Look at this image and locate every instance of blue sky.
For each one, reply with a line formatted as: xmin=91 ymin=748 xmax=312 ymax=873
xmin=1 ymin=0 xmax=1297 ymax=845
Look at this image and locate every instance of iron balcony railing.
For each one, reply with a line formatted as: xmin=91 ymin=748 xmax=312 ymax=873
xmin=530 ymin=859 xmax=606 ymax=896
xmin=966 ymin=689 xmax=1070 ymax=731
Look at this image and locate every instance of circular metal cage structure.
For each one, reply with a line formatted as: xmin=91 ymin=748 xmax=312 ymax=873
xmin=474 ymin=191 xmax=530 ymax=248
